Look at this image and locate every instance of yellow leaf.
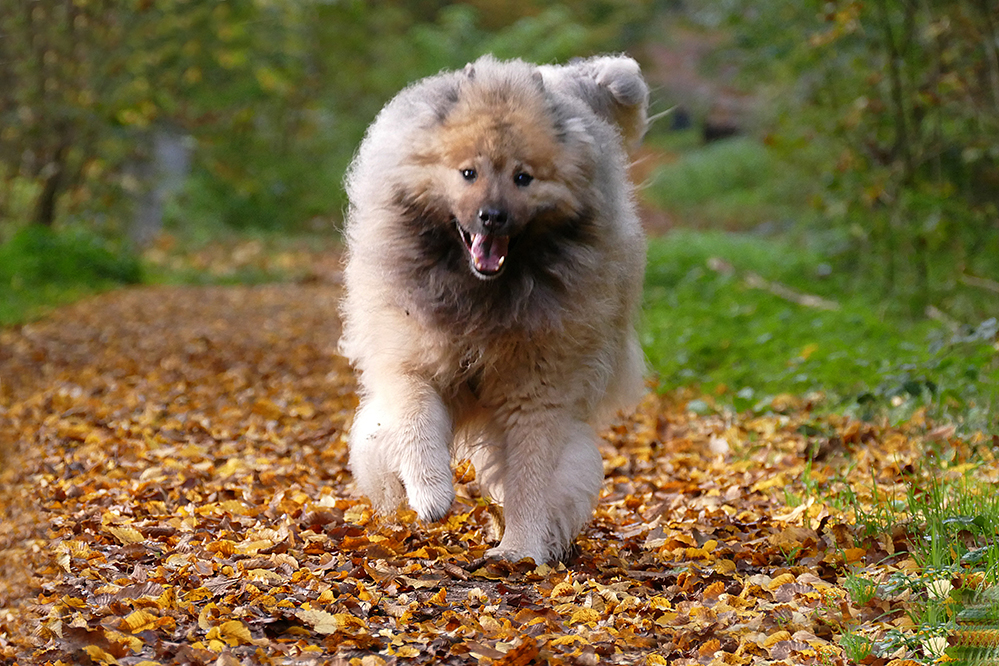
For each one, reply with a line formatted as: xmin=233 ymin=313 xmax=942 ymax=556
xmin=426 ymin=587 xmax=447 ymax=606
xmin=392 ymin=646 xmax=420 ymax=658
xmin=57 ymin=422 xmax=91 ymax=441
xmin=698 ymin=638 xmax=721 ymax=657
xmin=550 ymin=635 xmax=586 ymax=646
xmin=57 ymin=550 xmax=71 ymax=572
xmin=453 ymin=458 xmax=476 ymax=483
xmin=654 ymin=611 xmax=678 ymax=627
xmin=751 ymin=473 xmax=787 ymax=493
xmin=533 ymin=562 xmax=553 ymax=576
xmin=947 ymin=462 xmax=978 ymax=475
xmin=215 ymin=458 xmax=245 ymax=478
xmin=156 ymin=586 xmax=177 ymax=610
xmin=344 ymin=505 xmax=371 ymax=525
xmin=296 ymin=609 xmax=364 ymax=635
xmin=496 ymin=636 xmax=539 ymax=665
xmin=206 ymin=540 xmax=237 ymax=556
xmin=106 ymin=525 xmax=144 ymax=545
xmin=245 ymin=569 xmax=283 ymax=584
xmin=252 ymin=398 xmax=283 ymax=420
xmin=63 ymin=595 xmax=87 ymax=609
xmin=550 ymin=582 xmax=576 ymax=599
xmin=703 ymin=580 xmax=726 ymax=599
xmin=121 ymin=609 xmax=159 ymax=634
xmin=219 ymin=500 xmax=250 ymax=515
xmin=568 ymin=607 xmax=600 ymax=625
xmin=714 ymin=558 xmax=737 ymax=574
xmin=768 ymin=573 xmax=797 ymax=590
xmin=83 ymin=645 xmax=118 ymax=665
xmin=762 ymin=630 xmax=792 ymax=647
xmin=844 ymin=547 xmax=866 ymax=563
xmin=219 ymin=619 xmax=252 ymax=646
xmin=649 ymin=596 xmax=671 ymax=610
xmin=238 ymin=539 xmax=274 ymax=555
xmin=646 ymin=655 xmax=670 ymax=665
xmin=104 ymin=629 xmax=143 ymax=654
xmin=684 ymin=546 xmax=712 ymax=559
xmin=198 ymin=603 xmax=219 ymax=631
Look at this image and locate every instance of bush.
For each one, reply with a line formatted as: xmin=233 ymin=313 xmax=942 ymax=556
xmin=0 ymin=225 xmax=141 ymax=290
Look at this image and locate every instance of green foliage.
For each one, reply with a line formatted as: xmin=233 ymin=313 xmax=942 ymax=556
xmin=837 ymin=631 xmax=873 ymax=663
xmin=685 ymin=0 xmax=999 ymax=312
xmin=0 ymin=225 xmax=141 ymax=287
xmin=0 ymin=225 xmax=142 ymax=324
xmin=1 ymin=2 xmax=655 ymax=237
xmin=843 ymin=570 xmax=878 ymax=607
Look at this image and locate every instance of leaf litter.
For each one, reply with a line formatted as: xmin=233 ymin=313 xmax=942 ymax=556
xmin=0 ymin=281 xmax=994 ymax=665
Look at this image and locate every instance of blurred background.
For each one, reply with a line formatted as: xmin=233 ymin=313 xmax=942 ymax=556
xmin=1 ymin=0 xmax=997 ymax=426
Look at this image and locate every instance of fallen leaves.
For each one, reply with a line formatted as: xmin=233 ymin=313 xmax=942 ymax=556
xmin=0 ymin=282 xmax=993 ymax=664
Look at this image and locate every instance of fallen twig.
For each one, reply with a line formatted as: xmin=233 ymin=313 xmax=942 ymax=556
xmin=925 ymin=305 xmax=961 ymax=332
xmin=706 ymin=257 xmax=840 ymax=311
xmin=959 ymin=272 xmax=999 ymax=295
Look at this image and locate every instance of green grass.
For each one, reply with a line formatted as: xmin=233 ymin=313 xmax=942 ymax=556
xmin=846 ymin=471 xmax=999 ymax=663
xmin=0 ymin=225 xmax=142 ymax=325
xmin=641 ymin=133 xmax=812 ymax=231
xmin=641 ymin=229 xmax=998 ymax=428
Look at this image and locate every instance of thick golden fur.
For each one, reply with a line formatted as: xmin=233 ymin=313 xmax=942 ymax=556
xmin=340 ymin=55 xmax=648 ymax=564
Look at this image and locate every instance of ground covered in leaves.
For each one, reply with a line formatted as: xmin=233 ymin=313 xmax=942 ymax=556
xmin=0 ymin=281 xmax=989 ymax=665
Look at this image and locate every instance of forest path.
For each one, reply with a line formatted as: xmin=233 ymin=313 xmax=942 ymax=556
xmin=0 ymin=280 xmax=922 ymax=664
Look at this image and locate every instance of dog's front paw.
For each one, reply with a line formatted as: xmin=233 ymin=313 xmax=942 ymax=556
xmin=406 ymin=474 xmax=456 ymax=523
xmin=485 ymin=545 xmax=548 ymax=566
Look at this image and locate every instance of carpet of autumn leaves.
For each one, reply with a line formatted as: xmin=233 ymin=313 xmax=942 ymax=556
xmin=0 ymin=275 xmax=992 ymax=665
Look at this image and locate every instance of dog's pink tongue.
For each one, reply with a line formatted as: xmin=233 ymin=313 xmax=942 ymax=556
xmin=470 ymin=233 xmax=509 ymax=274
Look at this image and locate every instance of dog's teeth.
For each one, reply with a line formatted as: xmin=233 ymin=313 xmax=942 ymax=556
xmin=497 ymin=255 xmax=505 ymax=268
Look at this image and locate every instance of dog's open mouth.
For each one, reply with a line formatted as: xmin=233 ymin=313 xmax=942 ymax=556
xmin=457 ymin=224 xmax=509 ymax=278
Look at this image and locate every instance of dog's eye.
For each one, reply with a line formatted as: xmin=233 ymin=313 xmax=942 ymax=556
xmin=514 ymin=172 xmax=534 ymax=187
xmin=461 ymin=169 xmax=477 ymax=182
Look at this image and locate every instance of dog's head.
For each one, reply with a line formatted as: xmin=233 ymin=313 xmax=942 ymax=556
xmin=408 ymin=57 xmax=594 ymax=281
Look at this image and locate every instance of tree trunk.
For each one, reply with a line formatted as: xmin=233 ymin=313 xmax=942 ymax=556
xmin=32 ymin=136 xmax=70 ymax=227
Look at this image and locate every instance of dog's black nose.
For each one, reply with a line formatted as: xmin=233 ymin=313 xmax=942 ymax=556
xmin=478 ymin=208 xmax=508 ymax=230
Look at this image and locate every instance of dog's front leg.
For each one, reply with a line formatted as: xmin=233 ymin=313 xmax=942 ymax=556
xmin=349 ymin=376 xmax=455 ymax=522
xmin=487 ymin=411 xmax=604 ymax=564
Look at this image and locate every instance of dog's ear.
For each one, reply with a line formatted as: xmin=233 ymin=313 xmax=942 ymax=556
xmin=588 ymin=56 xmax=649 ymax=148
xmin=532 ymin=69 xmax=545 ymax=90
xmin=544 ymin=56 xmax=648 ymax=149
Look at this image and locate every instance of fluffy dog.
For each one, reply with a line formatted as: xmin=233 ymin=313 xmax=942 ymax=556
xmin=340 ymin=54 xmax=648 ymax=564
